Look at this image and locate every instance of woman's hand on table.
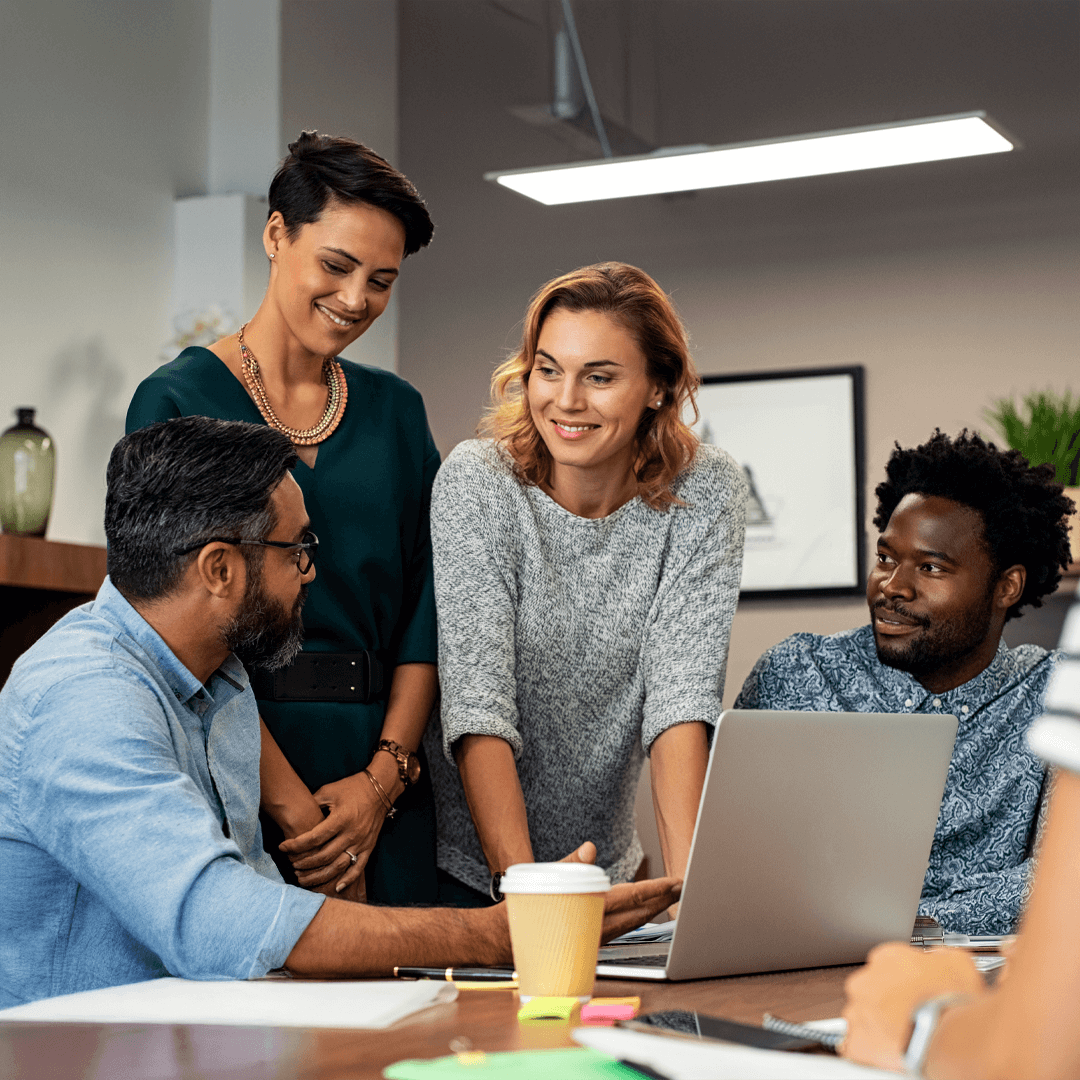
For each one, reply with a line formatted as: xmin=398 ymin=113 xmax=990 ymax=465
xmin=278 ymin=761 xmax=400 ymax=894
xmin=841 ymin=942 xmax=986 ymax=1071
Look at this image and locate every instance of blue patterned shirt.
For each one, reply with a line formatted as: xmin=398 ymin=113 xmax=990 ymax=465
xmin=735 ymin=625 xmax=1058 ymax=934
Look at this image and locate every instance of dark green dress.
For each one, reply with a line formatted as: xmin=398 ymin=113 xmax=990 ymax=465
xmin=126 ymin=347 xmax=440 ymax=904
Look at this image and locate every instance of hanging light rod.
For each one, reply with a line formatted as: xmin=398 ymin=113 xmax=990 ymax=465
xmin=485 ymin=112 xmax=1016 ymax=206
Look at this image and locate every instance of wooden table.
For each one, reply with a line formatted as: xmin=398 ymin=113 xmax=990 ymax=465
xmin=0 ymin=967 xmax=853 ymax=1080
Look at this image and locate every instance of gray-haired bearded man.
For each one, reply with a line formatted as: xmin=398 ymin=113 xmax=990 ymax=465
xmin=0 ymin=416 xmax=678 ymax=1007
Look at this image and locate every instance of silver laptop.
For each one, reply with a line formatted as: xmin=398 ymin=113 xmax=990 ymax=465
xmin=598 ymin=709 xmax=958 ymax=980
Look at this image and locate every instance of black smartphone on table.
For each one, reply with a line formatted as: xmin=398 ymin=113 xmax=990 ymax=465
xmin=618 ymin=1009 xmax=820 ymax=1053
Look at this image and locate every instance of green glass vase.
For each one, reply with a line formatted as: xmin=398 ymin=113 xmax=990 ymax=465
xmin=0 ymin=408 xmax=56 ymax=536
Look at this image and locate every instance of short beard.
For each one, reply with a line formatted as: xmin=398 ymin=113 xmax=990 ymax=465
xmin=222 ymin=557 xmax=307 ymax=672
xmin=872 ymin=590 xmax=995 ymax=682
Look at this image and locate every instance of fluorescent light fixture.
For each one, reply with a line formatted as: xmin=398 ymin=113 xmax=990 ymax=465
xmin=486 ymin=112 xmax=1015 ymax=206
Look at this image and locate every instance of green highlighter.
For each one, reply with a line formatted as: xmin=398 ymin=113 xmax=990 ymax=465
xmin=384 ymin=1047 xmax=651 ymax=1079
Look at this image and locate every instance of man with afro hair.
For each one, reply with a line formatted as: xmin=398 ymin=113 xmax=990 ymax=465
xmin=736 ymin=430 xmax=1075 ymax=935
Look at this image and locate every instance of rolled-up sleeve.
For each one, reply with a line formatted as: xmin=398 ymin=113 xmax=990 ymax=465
xmin=640 ymin=471 xmax=747 ymax=753
xmin=430 ymin=453 xmax=523 ymax=761
xmin=15 ymin=673 xmax=324 ymax=981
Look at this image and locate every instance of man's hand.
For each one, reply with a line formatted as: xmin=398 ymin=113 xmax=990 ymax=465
xmin=841 ymin=942 xmax=986 ymax=1071
xmin=560 ymin=840 xmax=599 ymax=866
xmin=556 ymin=841 xmax=682 ymax=943
xmin=601 ymin=877 xmax=682 ymax=941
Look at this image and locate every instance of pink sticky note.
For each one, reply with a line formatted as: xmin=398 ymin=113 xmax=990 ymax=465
xmin=580 ymin=1003 xmax=637 ymax=1023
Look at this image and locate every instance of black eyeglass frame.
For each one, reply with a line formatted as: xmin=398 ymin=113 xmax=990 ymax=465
xmin=173 ymin=531 xmax=319 ymax=575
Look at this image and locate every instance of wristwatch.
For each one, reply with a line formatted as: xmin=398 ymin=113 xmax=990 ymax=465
xmin=903 ymin=994 xmax=968 ymax=1077
xmin=376 ymin=739 xmax=421 ymax=787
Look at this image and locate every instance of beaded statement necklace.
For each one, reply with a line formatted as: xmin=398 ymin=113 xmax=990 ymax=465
xmin=237 ymin=323 xmax=347 ymax=446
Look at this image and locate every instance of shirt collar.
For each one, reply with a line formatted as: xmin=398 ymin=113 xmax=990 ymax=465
xmin=92 ymin=577 xmax=250 ymax=706
xmin=856 ymin=625 xmax=1017 ymax=709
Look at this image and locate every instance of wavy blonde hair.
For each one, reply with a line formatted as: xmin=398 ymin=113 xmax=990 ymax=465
xmin=480 ymin=262 xmax=700 ymax=510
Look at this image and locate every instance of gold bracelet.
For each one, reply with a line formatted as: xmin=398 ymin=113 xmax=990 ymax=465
xmin=363 ymin=768 xmax=397 ymax=819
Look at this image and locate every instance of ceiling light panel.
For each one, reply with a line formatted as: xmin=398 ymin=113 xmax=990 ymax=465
xmin=486 ymin=113 xmax=1015 ymax=206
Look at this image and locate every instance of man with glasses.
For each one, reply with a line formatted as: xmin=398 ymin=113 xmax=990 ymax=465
xmin=0 ymin=417 xmax=678 ymax=1006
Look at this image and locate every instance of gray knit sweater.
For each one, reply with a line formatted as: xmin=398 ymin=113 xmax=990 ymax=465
xmin=426 ymin=439 xmax=747 ymax=893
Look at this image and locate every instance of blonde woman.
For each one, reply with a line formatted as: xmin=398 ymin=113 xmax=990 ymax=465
xmin=428 ymin=262 xmax=748 ymax=906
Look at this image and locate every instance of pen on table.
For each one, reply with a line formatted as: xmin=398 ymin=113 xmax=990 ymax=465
xmin=393 ymin=966 xmax=516 ymax=982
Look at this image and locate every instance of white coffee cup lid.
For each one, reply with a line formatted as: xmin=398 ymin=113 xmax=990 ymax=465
xmin=500 ymin=862 xmax=611 ymax=895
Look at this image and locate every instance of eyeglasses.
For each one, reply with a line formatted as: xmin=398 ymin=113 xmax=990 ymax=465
xmin=174 ymin=531 xmax=319 ymax=575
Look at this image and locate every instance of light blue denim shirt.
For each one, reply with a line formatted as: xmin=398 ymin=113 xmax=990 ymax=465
xmin=0 ymin=578 xmax=324 ymax=1007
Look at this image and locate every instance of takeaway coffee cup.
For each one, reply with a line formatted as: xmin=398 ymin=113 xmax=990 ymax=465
xmin=500 ymin=862 xmax=611 ymax=1002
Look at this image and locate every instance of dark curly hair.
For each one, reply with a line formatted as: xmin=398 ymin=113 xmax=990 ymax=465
xmin=873 ymin=430 xmax=1075 ymax=621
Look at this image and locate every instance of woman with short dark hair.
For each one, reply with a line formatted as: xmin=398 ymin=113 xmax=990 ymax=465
xmin=428 ymin=262 xmax=747 ymax=907
xmin=126 ymin=132 xmax=440 ymax=905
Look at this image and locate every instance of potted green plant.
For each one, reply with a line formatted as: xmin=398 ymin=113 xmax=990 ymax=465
xmin=985 ymin=390 xmax=1080 ymax=566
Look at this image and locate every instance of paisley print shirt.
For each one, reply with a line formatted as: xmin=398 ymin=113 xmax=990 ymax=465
xmin=735 ymin=624 xmax=1059 ymax=934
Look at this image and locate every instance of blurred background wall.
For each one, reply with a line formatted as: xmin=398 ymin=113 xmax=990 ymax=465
xmin=1 ymin=0 xmax=1077 ymax=866
xmin=0 ymin=0 xmax=210 ymax=545
xmin=0 ymin=0 xmax=398 ymax=545
xmin=390 ymin=0 xmax=1079 ymax=868
xmin=395 ymin=0 xmax=1080 ymax=705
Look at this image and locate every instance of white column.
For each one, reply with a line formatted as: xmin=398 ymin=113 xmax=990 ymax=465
xmin=280 ymin=0 xmax=400 ymax=372
xmin=169 ymin=1 xmax=281 ymax=351
xmin=208 ymin=0 xmax=282 ymax=196
xmin=171 ymin=193 xmax=270 ymax=345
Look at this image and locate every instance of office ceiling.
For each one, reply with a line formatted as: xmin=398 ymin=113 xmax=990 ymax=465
xmin=450 ymin=0 xmax=1080 ymax=249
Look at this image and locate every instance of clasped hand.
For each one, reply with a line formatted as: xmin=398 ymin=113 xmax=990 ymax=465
xmin=278 ymin=771 xmax=389 ymax=900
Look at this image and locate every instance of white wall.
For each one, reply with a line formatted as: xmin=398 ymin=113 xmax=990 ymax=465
xmin=281 ymin=0 xmax=400 ymax=372
xmin=0 ymin=1 xmax=404 ymax=546
xmin=208 ymin=0 xmax=281 ymax=196
xmin=0 ymin=1 xmax=210 ymax=545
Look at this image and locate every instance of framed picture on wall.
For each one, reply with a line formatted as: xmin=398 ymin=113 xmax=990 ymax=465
xmin=695 ymin=366 xmax=866 ymax=598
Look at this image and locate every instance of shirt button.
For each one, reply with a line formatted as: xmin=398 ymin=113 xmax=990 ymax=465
xmin=961 ymin=705 xmax=969 ymax=714
xmin=933 ymin=698 xmax=942 ymax=708
xmin=905 ymin=698 xmax=913 ymax=708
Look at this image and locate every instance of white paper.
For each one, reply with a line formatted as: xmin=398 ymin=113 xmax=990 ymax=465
xmin=606 ymin=920 xmax=677 ymax=945
xmin=0 ymin=977 xmax=457 ymax=1029
xmin=574 ymin=1025 xmax=894 ymax=1080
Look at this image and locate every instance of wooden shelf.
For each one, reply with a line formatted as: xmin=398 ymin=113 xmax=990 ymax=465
xmin=0 ymin=534 xmax=107 ymax=594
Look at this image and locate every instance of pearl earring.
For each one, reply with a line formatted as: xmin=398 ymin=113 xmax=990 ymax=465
xmin=269 ymin=253 xmax=276 ymax=259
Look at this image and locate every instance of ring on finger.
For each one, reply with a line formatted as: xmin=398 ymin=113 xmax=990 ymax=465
xmin=345 ymin=849 xmax=358 ymax=866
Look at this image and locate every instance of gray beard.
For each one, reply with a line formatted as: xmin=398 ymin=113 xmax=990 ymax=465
xmin=223 ymin=581 xmax=307 ymax=672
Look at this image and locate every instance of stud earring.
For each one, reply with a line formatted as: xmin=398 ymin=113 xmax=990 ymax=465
xmin=269 ymin=252 xmax=276 ymax=259
xmin=654 ymin=399 xmax=663 ymax=408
